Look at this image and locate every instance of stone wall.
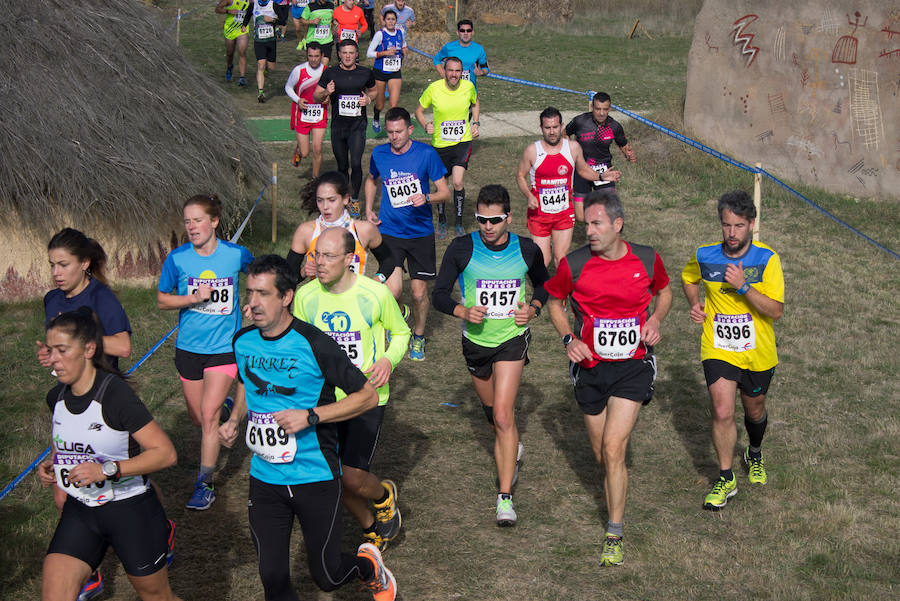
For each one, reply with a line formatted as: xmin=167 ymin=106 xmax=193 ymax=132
xmin=685 ymin=0 xmax=898 ymax=200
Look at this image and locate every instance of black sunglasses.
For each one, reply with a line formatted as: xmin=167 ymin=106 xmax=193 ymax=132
xmin=458 ymin=28 xmax=473 ymax=32
xmin=475 ymin=213 xmax=507 ymax=224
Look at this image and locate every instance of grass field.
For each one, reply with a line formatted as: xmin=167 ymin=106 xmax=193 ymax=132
xmin=1 ymin=2 xmax=898 ymax=600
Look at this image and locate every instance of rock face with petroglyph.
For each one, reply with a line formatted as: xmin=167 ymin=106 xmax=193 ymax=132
xmin=685 ymin=0 xmax=898 ymax=200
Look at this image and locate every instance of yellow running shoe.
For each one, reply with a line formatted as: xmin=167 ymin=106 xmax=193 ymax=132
xmin=743 ymin=447 xmax=768 ymax=485
xmin=703 ymin=475 xmax=737 ymax=510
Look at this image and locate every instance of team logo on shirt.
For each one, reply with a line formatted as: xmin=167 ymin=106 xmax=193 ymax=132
xmin=244 ymin=363 xmax=297 ymax=396
xmin=557 ymin=165 xmax=569 ymax=175
xmin=322 ymin=311 xmax=351 ymax=332
xmin=53 ymin=435 xmax=96 ymax=454
xmin=88 ymin=423 xmax=103 ymax=432
xmin=743 ymin=266 xmax=760 ymax=283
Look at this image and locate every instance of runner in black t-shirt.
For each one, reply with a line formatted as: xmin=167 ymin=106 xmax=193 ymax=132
xmin=565 ymin=92 xmax=636 ymax=222
xmin=315 ymin=39 xmax=376 ymax=217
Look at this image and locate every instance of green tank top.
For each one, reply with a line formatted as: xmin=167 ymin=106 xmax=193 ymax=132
xmin=303 ymin=5 xmax=335 ymax=44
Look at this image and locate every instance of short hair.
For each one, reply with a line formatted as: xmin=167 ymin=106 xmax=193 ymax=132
xmin=457 ymin=19 xmax=473 ymax=30
xmin=583 ymin=189 xmax=625 ymax=224
xmin=247 ymin=255 xmax=297 ymax=297
xmin=337 ymin=38 xmax=359 ymax=52
xmin=384 ymin=106 xmax=412 ymax=127
xmin=717 ymin=190 xmax=757 ymax=221
xmin=443 ymin=56 xmax=463 ymax=69
xmin=306 ymin=41 xmax=323 ymax=53
xmin=591 ymin=91 xmax=611 ymax=104
xmin=382 ymin=8 xmax=397 ymax=19
xmin=539 ymin=106 xmax=562 ymax=126
xmin=476 ymin=185 xmax=511 ymax=214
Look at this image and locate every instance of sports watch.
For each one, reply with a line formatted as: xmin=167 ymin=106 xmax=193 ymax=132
xmin=307 ymin=408 xmax=320 ymax=426
xmin=101 ymin=460 xmax=120 ymax=482
xmin=562 ymin=333 xmax=574 ymax=347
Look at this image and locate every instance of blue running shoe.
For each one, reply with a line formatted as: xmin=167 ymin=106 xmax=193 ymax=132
xmin=186 ymin=478 xmax=215 ymax=511
xmin=436 ymin=222 xmax=447 ymax=240
xmin=225 ymin=64 xmax=233 ymax=82
xmin=454 ymin=223 xmax=465 ymax=237
xmin=238 ymin=76 xmax=247 ymax=87
xmin=409 ymin=334 xmax=425 ymax=361
xmin=372 ymin=120 xmax=381 ymax=134
xmin=78 ymin=572 xmax=103 ymax=601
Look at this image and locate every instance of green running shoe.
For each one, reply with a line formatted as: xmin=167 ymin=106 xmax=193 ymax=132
xmin=600 ymin=535 xmax=624 ymax=566
xmin=743 ymin=447 xmax=768 ymax=485
xmin=703 ymin=475 xmax=737 ymax=510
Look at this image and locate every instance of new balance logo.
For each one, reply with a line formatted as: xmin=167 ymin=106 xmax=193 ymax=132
xmin=633 ymin=272 xmax=641 ymax=278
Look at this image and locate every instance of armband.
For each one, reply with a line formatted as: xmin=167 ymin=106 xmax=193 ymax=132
xmin=736 ymin=283 xmax=751 ymax=295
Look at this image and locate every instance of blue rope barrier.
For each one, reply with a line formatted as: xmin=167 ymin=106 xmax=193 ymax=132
xmin=0 ymin=185 xmax=267 ymax=503
xmin=409 ymin=44 xmax=898 ymax=261
xmin=167 ymin=9 xmax=194 ymax=32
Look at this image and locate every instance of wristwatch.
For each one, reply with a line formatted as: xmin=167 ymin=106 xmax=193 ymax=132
xmin=472 ymin=120 xmax=481 ymax=125
xmin=101 ymin=460 xmax=120 ymax=482
xmin=562 ymin=333 xmax=574 ymax=347
xmin=529 ymin=301 xmax=542 ymax=317
xmin=307 ymin=408 xmax=320 ymax=426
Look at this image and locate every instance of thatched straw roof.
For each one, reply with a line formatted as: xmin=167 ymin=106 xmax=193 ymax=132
xmin=0 ymin=0 xmax=269 ymax=238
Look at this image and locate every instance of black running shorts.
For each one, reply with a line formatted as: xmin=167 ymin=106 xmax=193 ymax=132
xmin=702 ymin=359 xmax=775 ymax=397
xmin=381 ymin=233 xmax=436 ymax=280
xmin=337 ymin=405 xmax=386 ymax=471
xmin=462 ymin=329 xmax=531 ymax=380
xmin=570 ymin=355 xmax=657 ymax=415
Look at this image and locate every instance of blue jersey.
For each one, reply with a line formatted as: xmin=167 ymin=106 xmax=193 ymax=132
xmin=233 ymin=318 xmax=368 ymax=485
xmin=433 ymin=40 xmax=489 ymax=89
xmin=158 ymin=240 xmax=253 ymax=354
xmin=371 ymin=28 xmax=405 ymax=72
xmin=369 ymin=140 xmax=446 ymax=238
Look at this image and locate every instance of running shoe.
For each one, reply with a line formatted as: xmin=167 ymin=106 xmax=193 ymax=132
xmin=357 ymin=543 xmax=397 ymax=601
xmin=703 ymin=474 xmax=737 ymax=510
xmin=409 ymin=334 xmax=425 ymax=361
xmin=373 ymin=480 xmax=401 ymax=541
xmin=297 ymin=40 xmax=306 ymax=51
xmin=166 ymin=519 xmax=175 ymax=566
xmin=436 ymin=222 xmax=447 ymax=240
xmin=454 ymin=223 xmax=466 ymax=237
xmin=496 ymin=494 xmax=516 ymax=527
xmin=362 ymin=528 xmax=388 ymax=552
xmin=186 ymin=478 xmax=215 ymax=510
xmin=349 ymin=199 xmax=361 ymax=219
xmin=400 ymin=303 xmax=411 ymax=322
xmin=77 ymin=572 xmax=102 ymax=601
xmin=238 ymin=76 xmax=247 ymax=87
xmin=225 ymin=64 xmax=233 ymax=82
xmin=292 ymin=146 xmax=301 ymax=167
xmin=743 ymin=447 xmax=768 ymax=485
xmin=600 ymin=534 xmax=624 ymax=566
xmin=372 ymin=120 xmax=381 ymax=134
xmin=220 ymin=396 xmax=234 ymax=423
xmin=257 ymin=92 xmax=267 ymax=103
xmin=278 ymin=32 xmax=286 ymax=43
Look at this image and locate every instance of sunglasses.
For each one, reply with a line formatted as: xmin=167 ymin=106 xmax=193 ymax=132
xmin=458 ymin=28 xmax=473 ymax=33
xmin=475 ymin=213 xmax=507 ymax=224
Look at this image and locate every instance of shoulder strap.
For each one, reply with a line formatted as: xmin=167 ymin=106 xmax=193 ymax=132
xmin=627 ymin=242 xmax=656 ymax=283
xmin=93 ymin=373 xmax=114 ymax=405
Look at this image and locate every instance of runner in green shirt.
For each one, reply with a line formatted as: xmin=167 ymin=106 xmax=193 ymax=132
xmin=300 ymin=0 xmax=335 ymax=66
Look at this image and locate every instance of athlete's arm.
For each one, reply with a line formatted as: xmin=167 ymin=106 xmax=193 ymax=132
xmin=547 ymin=297 xmax=593 ymax=363
xmin=682 ymin=281 xmax=707 ymax=323
xmin=357 ymin=7 xmax=368 ymax=33
xmin=219 ymin=382 xmax=248 ymax=448
xmin=366 ymin=30 xmax=382 ymax=58
xmin=157 ymin=288 xmax=211 ymax=310
xmin=313 ymin=82 xmax=332 ymax=103
xmin=620 ymin=142 xmax=637 ymax=162
xmin=67 ymin=420 xmax=177 ymax=487
xmin=572 ymin=140 xmax=620 ymax=183
xmin=215 ymin=0 xmax=232 ymax=15
xmin=358 ymin=221 xmax=398 ymax=279
xmin=429 ymin=175 xmax=451 ymax=204
xmin=642 ymin=284 xmax=672 ymax=346
xmin=724 ymin=261 xmax=784 ymax=319
xmin=103 ymin=331 xmax=132 ymax=359
xmin=37 ymin=447 xmax=57 ymax=487
xmin=516 ymin=145 xmax=539 ymax=211
xmin=564 ymin=118 xmax=577 ymax=138
xmin=364 ymin=174 xmax=381 ymax=224
xmin=414 ymin=103 xmax=433 ymax=135
xmin=470 ymin=97 xmax=480 ymax=138
xmin=275 ymin=382 xmax=378 ymax=433
xmin=284 ymin=66 xmax=303 ymax=104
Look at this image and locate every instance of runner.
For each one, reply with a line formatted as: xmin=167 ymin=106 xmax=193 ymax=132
xmin=545 ymin=190 xmax=672 ymax=566
xmin=314 ymin=39 xmax=377 ymax=217
xmin=242 ymin=0 xmax=279 ymax=102
xmin=216 ymin=0 xmax=251 ymax=87
xmin=432 ymin=184 xmax=549 ymax=526
xmin=287 ymin=170 xmax=397 ymax=285
xmin=285 ymin=42 xmax=327 ymax=177
xmin=37 ymin=308 xmax=181 ymax=601
xmin=299 ymin=0 xmax=335 ymax=64
xmin=516 ymin=106 xmax=621 ymax=268
xmin=381 ymin=0 xmax=415 ymax=35
xmin=364 ymin=106 xmax=451 ymax=360
xmin=293 ymin=227 xmax=410 ymax=549
xmin=219 ymin=255 xmax=396 ymax=601
xmin=415 ymin=56 xmax=479 ymax=238
xmin=157 ymin=194 xmax=253 ymax=511
xmin=433 ymin=19 xmax=488 ymax=90
xmin=290 ymin=0 xmax=310 ymax=47
xmin=332 ymin=0 xmax=368 ymax=47
xmin=681 ymin=190 xmax=784 ymax=510
xmin=273 ymin=0 xmax=291 ymax=41
xmin=361 ymin=0 xmax=375 ymax=41
xmin=366 ymin=9 xmax=408 ymax=134
xmin=565 ymin=91 xmax=636 ymax=222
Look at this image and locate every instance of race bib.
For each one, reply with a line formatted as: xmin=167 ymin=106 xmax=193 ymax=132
xmin=54 ymin=454 xmax=114 ymax=507
xmin=327 ymin=331 xmax=364 ymax=368
xmin=292 ymin=0 xmax=308 ymax=6
xmin=349 ymin=253 xmax=361 ymax=274
xmin=233 ymin=10 xmax=246 ymax=22
xmin=475 ymin=279 xmax=520 ymax=319
xmin=590 ymin=162 xmax=611 ymax=187
xmin=187 ymin=277 xmax=234 ymax=315
xmin=713 ymin=313 xmax=756 ymax=352
xmin=257 ymin=22 xmax=275 ymax=39
xmin=382 ymin=56 xmax=401 ymax=72
xmin=301 ymin=103 xmax=324 ymax=123
xmin=461 ymin=69 xmax=471 ymax=81
xmin=440 ymin=119 xmax=465 ymax=142
xmin=384 ymin=174 xmax=421 ymax=208
xmin=338 ymin=94 xmax=361 ymax=117
xmin=340 ymin=28 xmax=357 ymax=41
xmin=246 ymin=411 xmax=297 ymax=463
xmin=538 ymin=186 xmax=569 ymax=214
xmin=314 ymin=24 xmax=330 ymax=39
xmin=592 ymin=316 xmax=641 ymax=360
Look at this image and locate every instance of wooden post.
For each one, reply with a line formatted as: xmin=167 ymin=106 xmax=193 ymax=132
xmin=176 ymin=8 xmax=182 ymax=46
xmin=629 ymin=18 xmax=640 ymax=39
xmin=271 ymin=163 xmax=278 ymax=243
xmin=753 ymin=162 xmax=762 ymax=241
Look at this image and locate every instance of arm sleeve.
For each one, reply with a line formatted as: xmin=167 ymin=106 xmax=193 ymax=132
xmin=544 ymin=257 xmax=574 ymax=300
xmin=285 ymin=65 xmax=303 ymax=103
xmin=520 ymin=239 xmax=550 ymax=305
xmin=243 ymin=2 xmax=254 ymax=27
xmin=681 ymin=252 xmax=702 ymax=285
xmin=649 ymin=252 xmax=670 ymax=294
xmin=101 ymin=377 xmax=154 ymax=434
xmin=157 ymin=253 xmax=178 ymax=293
xmin=379 ymin=289 xmax=410 ymax=368
xmin=370 ymin=239 xmax=397 ymax=279
xmin=431 ymin=237 xmax=471 ymax=315
xmin=366 ymin=30 xmax=383 ymax=58
xmin=286 ymin=249 xmax=304 ymax=282
xmin=565 ymin=118 xmax=576 ymax=137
